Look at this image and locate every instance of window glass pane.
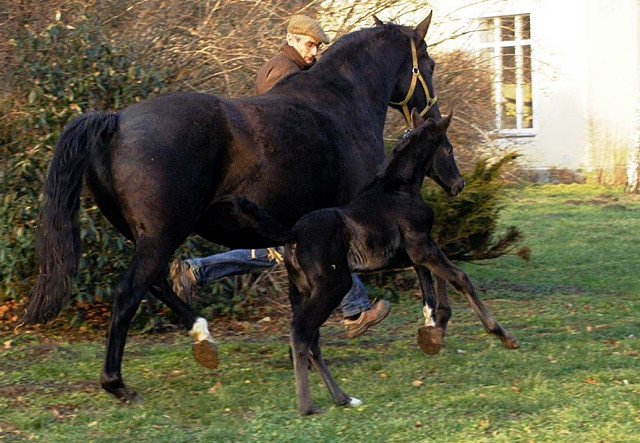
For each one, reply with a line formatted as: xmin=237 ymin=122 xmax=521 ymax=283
xmin=523 ymin=45 xmax=533 ymax=128
xmin=501 ymin=46 xmax=515 ymax=83
xmin=479 ymin=18 xmax=494 ymax=43
xmin=501 ymin=46 xmax=516 ymax=129
xmin=521 ymin=15 xmax=531 ymax=39
xmin=500 ymin=16 xmax=515 ymax=41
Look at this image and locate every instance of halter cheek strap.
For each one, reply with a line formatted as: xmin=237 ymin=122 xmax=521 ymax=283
xmin=390 ymin=38 xmax=438 ymax=125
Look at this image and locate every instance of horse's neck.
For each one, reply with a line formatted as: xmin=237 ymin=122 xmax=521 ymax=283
xmin=307 ymin=29 xmax=408 ymax=130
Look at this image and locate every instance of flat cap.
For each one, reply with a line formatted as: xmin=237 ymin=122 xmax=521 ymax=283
xmin=287 ymin=15 xmax=330 ymax=44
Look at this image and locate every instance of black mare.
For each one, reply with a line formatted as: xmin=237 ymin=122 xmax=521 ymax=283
xmin=22 ymin=14 xmax=444 ymax=403
xmin=284 ymin=110 xmax=519 ymax=415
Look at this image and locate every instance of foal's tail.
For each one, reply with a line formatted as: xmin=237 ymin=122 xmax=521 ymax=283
xmin=21 ymin=112 xmax=119 ymax=324
xmin=215 ymin=195 xmax=295 ymax=244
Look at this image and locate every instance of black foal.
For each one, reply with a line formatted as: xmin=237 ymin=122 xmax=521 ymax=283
xmin=284 ymin=110 xmax=518 ymax=415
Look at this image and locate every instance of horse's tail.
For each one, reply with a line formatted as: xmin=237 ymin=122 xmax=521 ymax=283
xmin=21 ymin=112 xmax=119 ymax=324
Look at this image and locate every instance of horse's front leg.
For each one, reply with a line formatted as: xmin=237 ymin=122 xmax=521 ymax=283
xmin=415 ymin=267 xmax=446 ymax=355
xmin=150 ymin=279 xmax=218 ymax=369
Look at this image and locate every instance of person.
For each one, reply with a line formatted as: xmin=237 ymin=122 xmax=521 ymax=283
xmin=255 ymin=14 xmax=329 ymax=94
xmin=170 ymin=15 xmax=390 ymax=339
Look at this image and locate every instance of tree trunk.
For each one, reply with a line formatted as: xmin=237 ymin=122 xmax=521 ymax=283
xmin=627 ymin=100 xmax=640 ymax=193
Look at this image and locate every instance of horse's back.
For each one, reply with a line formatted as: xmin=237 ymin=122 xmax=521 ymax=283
xmin=87 ymin=92 xmax=233 ymax=242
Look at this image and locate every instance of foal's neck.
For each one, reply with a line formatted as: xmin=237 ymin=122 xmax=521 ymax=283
xmin=373 ymin=129 xmax=434 ymax=193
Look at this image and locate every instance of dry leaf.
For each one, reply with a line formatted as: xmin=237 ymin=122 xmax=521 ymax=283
xmin=208 ymin=381 xmax=222 ymax=393
xmin=411 ymin=380 xmax=423 ymax=387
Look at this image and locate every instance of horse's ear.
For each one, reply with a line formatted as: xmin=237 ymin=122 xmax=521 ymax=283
xmin=438 ymin=111 xmax=453 ymax=132
xmin=410 ymin=108 xmax=425 ymax=130
xmin=373 ymin=15 xmax=384 ymax=27
xmin=414 ymin=11 xmax=433 ymax=41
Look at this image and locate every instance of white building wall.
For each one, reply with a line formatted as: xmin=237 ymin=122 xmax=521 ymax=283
xmin=328 ymin=0 xmax=640 ymax=173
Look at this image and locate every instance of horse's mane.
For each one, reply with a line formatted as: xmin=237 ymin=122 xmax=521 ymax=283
xmin=312 ymin=23 xmax=406 ymax=72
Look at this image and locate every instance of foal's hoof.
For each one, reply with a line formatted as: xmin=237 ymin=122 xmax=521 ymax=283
xmin=417 ymin=326 xmax=444 ymax=355
xmin=117 ymin=387 xmax=142 ymax=404
xmin=101 ymin=373 xmax=142 ymax=404
xmin=500 ymin=332 xmax=519 ymax=350
xmin=299 ymin=405 xmax=323 ymax=416
xmin=193 ymin=339 xmax=219 ymax=369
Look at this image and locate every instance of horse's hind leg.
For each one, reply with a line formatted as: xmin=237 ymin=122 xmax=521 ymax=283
xmin=149 ymin=279 xmax=219 ymax=369
xmin=100 ymin=252 xmax=153 ymax=402
xmin=414 ymin=240 xmax=518 ymax=350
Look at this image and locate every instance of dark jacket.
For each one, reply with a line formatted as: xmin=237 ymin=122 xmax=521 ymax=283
xmin=255 ymin=42 xmax=315 ymax=94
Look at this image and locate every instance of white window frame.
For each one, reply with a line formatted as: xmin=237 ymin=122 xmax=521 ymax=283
xmin=477 ymin=14 xmax=535 ymax=137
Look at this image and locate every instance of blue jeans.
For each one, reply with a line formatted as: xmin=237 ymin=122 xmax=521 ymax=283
xmin=185 ymin=248 xmax=371 ymax=317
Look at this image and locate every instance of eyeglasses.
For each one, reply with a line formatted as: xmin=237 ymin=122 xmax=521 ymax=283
xmin=304 ymin=40 xmax=323 ymax=51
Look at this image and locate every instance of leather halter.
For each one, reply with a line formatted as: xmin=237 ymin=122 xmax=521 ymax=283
xmin=390 ymin=38 xmax=438 ymax=125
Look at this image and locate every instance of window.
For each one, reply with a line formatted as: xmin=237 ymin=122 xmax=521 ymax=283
xmin=478 ymin=14 xmax=533 ymax=134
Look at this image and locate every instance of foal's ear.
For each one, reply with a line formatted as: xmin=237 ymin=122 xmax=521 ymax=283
xmin=373 ymin=15 xmax=384 ymax=26
xmin=414 ymin=11 xmax=433 ymax=41
xmin=437 ymin=111 xmax=453 ymax=132
xmin=410 ymin=108 xmax=426 ymax=130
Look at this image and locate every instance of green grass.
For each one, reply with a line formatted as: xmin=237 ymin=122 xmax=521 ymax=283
xmin=2 ymin=184 xmax=640 ymax=442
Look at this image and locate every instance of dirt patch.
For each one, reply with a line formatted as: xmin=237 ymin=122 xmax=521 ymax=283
xmin=564 ymin=193 xmax=630 ymax=210
xmin=0 ymin=379 xmax=97 ymax=409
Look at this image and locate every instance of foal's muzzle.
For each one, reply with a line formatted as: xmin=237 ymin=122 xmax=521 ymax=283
xmin=449 ymin=178 xmax=465 ymax=196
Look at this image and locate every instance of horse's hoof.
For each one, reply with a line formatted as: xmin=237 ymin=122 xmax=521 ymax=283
xmin=417 ymin=326 xmax=443 ymax=355
xmin=193 ymin=339 xmax=219 ymax=369
xmin=500 ymin=332 xmax=519 ymax=349
xmin=347 ymin=397 xmax=363 ymax=407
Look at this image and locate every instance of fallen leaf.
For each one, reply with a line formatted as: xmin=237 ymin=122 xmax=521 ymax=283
xmin=584 ymin=377 xmax=597 ymax=385
xmin=208 ymin=381 xmax=222 ymax=393
xmin=411 ymin=380 xmax=423 ymax=388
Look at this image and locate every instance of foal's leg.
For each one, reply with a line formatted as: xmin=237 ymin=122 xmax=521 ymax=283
xmin=149 ymin=279 xmax=218 ymax=369
xmin=287 ymin=264 xmax=355 ymax=414
xmin=412 ymin=240 xmax=519 ymax=349
xmin=287 ymin=279 xmax=319 ymax=415
xmin=415 ymin=267 xmax=445 ymax=355
xmin=309 ymin=330 xmax=360 ymax=408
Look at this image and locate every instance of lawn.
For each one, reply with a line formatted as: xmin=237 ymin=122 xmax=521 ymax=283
xmin=1 ymin=184 xmax=639 ymax=442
